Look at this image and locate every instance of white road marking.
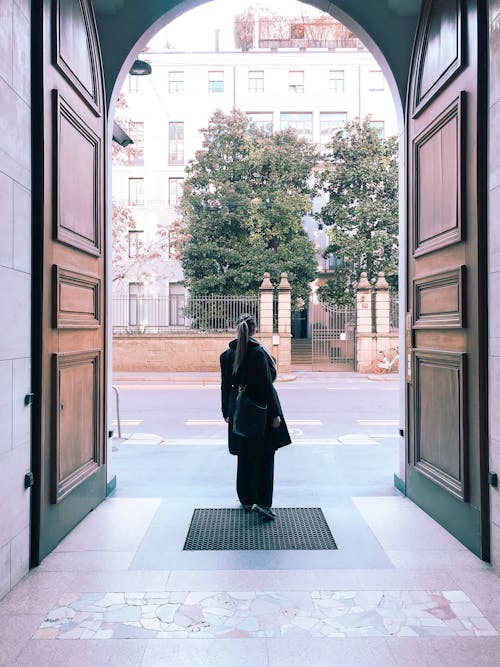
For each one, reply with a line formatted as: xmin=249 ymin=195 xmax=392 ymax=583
xmin=358 ymin=419 xmax=399 ymax=426
xmin=185 ymin=419 xmax=322 ymax=426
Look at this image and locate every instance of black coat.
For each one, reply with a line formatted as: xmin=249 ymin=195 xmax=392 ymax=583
xmin=220 ymin=338 xmax=292 ymax=458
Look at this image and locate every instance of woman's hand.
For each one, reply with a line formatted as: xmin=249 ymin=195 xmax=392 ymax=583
xmin=271 ymin=416 xmax=281 ymax=429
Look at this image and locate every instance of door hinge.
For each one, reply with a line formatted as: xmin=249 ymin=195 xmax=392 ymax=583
xmin=24 ymin=393 xmax=34 ymax=406
xmin=24 ymin=471 xmax=34 ymax=489
xmin=488 ymin=472 xmax=498 ymax=488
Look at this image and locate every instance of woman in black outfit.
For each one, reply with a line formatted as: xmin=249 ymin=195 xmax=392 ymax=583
xmin=220 ymin=313 xmax=291 ymax=520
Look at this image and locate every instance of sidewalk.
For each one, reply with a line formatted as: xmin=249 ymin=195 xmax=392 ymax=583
xmin=111 ymin=371 xmax=399 ymax=384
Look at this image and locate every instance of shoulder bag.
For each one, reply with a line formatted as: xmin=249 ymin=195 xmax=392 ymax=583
xmin=232 ymin=385 xmax=267 ymax=439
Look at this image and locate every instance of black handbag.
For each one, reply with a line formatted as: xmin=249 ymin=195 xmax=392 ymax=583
xmin=232 ymin=385 xmax=267 ymax=439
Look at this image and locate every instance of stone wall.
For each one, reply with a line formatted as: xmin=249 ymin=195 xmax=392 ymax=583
xmin=0 ymin=0 xmax=32 ymax=599
xmin=112 ymin=334 xmax=287 ymax=372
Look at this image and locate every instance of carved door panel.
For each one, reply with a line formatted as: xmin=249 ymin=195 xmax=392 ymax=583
xmin=32 ymin=0 xmax=107 ymax=562
xmin=406 ymin=0 xmax=488 ymax=557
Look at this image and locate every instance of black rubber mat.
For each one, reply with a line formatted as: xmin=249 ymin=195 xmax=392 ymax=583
xmin=183 ymin=508 xmax=337 ymax=550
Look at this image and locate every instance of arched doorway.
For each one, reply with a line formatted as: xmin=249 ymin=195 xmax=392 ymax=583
xmin=29 ymin=0 xmax=489 ymax=565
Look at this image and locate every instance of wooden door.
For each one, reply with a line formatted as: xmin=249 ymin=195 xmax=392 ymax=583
xmin=32 ymin=0 xmax=107 ymax=563
xmin=406 ymin=0 xmax=488 ymax=558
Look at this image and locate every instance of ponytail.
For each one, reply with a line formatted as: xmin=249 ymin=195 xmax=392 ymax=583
xmin=233 ymin=313 xmax=256 ymax=374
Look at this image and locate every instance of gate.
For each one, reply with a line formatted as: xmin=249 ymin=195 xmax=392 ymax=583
xmin=309 ymin=301 xmax=356 ymax=371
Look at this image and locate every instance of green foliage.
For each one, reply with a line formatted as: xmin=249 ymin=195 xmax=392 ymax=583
xmin=316 ymin=118 xmax=399 ymax=306
xmin=178 ymin=108 xmax=319 ymax=307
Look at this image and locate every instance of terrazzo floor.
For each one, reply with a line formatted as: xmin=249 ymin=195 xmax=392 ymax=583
xmin=35 ymin=589 xmax=497 ymax=640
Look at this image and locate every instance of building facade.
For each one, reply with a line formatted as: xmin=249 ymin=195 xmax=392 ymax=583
xmin=112 ymin=44 xmax=398 ymax=316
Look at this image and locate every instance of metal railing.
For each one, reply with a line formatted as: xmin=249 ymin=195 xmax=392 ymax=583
xmin=112 ymin=294 xmax=260 ymax=334
xmin=390 ymin=291 xmax=399 ymax=330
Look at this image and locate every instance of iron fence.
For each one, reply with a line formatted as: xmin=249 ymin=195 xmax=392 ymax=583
xmin=112 ymin=294 xmax=259 ymax=334
xmin=390 ymin=291 xmax=399 ymax=330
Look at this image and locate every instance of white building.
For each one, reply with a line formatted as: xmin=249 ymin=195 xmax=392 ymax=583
xmin=113 ymin=42 xmax=398 ymax=313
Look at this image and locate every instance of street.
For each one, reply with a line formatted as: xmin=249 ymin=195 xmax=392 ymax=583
xmin=110 ymin=373 xmax=402 ymax=505
xmin=111 ymin=372 xmax=401 ymax=447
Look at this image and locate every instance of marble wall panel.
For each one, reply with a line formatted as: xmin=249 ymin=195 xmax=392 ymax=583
xmin=14 ymin=0 xmax=30 ymax=21
xmin=10 ymin=525 xmax=29 ymax=588
xmin=0 ymin=540 xmax=10 ymax=601
xmin=12 ymin=357 xmax=30 ymax=450
xmin=12 ymin=182 xmax=30 ymax=273
xmin=0 ymin=361 xmax=13 ymax=457
xmin=0 ymin=170 xmax=13 ymax=268
xmin=0 ymin=77 xmax=30 ymax=189
xmin=0 ymin=266 xmax=30 ymax=359
xmin=12 ymin=1 xmax=29 ymax=103
xmin=0 ymin=444 xmax=30 ymax=546
xmin=0 ymin=1 xmax=13 ymax=86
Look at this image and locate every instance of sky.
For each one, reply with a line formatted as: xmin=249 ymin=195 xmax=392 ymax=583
xmin=147 ymin=0 xmax=326 ymax=52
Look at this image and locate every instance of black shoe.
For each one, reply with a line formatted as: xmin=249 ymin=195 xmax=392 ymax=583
xmin=253 ymin=504 xmax=276 ymax=520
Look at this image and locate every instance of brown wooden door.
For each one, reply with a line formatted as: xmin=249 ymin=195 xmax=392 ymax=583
xmin=32 ymin=0 xmax=107 ymax=563
xmin=406 ymin=0 xmax=488 ymax=558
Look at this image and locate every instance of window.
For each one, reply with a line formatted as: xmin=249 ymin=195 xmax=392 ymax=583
xmin=168 ymin=71 xmax=184 ymax=94
xmin=168 ymin=122 xmax=184 ymax=164
xmin=369 ymin=120 xmax=385 ymax=139
xmin=128 ymin=178 xmax=144 ymax=206
xmin=168 ymin=178 xmax=183 ymax=206
xmin=280 ymin=112 xmax=312 ymax=141
xmin=208 ymin=71 xmax=224 ymax=93
xmin=128 ymin=282 xmax=144 ymax=328
xmin=320 ymin=112 xmax=347 ymax=152
xmin=129 ymin=121 xmax=144 ymax=166
xmin=329 ymin=70 xmax=344 ymax=93
xmin=248 ymin=70 xmax=264 ymax=93
xmin=369 ymin=70 xmax=384 ymax=91
xmin=246 ymin=112 xmax=273 ymax=133
xmin=128 ymin=75 xmax=144 ymax=93
xmin=128 ymin=229 xmax=144 ymax=258
xmin=288 ymin=70 xmax=304 ymax=94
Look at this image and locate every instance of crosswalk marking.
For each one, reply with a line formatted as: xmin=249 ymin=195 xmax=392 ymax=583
xmin=358 ymin=419 xmax=399 ymax=426
xmin=185 ymin=419 xmax=323 ymax=426
xmin=112 ymin=419 xmax=143 ymax=426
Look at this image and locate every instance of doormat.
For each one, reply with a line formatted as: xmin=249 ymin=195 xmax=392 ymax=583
xmin=183 ymin=508 xmax=337 ymax=550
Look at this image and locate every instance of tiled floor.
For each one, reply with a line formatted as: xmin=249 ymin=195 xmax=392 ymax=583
xmin=1 ymin=430 xmax=499 ymax=665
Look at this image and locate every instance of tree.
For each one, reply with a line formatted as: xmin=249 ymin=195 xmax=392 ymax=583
xmin=315 ymin=118 xmax=399 ymax=306
xmin=234 ymin=6 xmax=255 ymax=51
xmin=112 ymin=94 xmax=173 ymax=288
xmin=177 ymin=108 xmax=319 ymax=307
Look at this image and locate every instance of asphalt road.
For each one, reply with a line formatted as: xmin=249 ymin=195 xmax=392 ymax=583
xmin=111 ymin=372 xmax=401 ymax=447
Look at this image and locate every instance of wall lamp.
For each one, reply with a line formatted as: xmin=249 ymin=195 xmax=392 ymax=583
xmin=129 ymin=59 xmax=152 ymax=76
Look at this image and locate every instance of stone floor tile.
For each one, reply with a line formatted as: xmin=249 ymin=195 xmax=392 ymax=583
xmin=70 ymin=571 xmax=170 ymax=593
xmin=385 ymin=549 xmax=490 ymax=571
xmin=385 ymin=637 xmax=443 ymax=666
xmin=0 ymin=571 xmax=75 ymax=615
xmin=140 ymin=638 xmax=268 ymax=666
xmin=0 ymin=614 xmax=45 ymax=666
xmin=266 ymin=637 xmax=397 ymax=667
xmin=165 ymin=569 xmax=363 ymax=591
xmin=13 ymin=638 xmax=148 ymax=666
xmin=54 ymin=498 xmax=161 ymax=553
xmin=36 ymin=551 xmax=135 ymax=572
xmin=447 ymin=570 xmax=500 ymax=612
xmin=431 ymin=636 xmax=500 ymax=666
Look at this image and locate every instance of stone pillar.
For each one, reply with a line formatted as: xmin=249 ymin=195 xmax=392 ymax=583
xmin=259 ymin=272 xmax=274 ymax=335
xmin=277 ymin=272 xmax=292 ymax=373
xmin=355 ymin=272 xmax=376 ymax=372
xmin=375 ymin=271 xmax=390 ymax=334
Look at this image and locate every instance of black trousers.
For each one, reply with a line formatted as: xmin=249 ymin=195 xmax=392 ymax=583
xmin=236 ymin=452 xmax=275 ymax=508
